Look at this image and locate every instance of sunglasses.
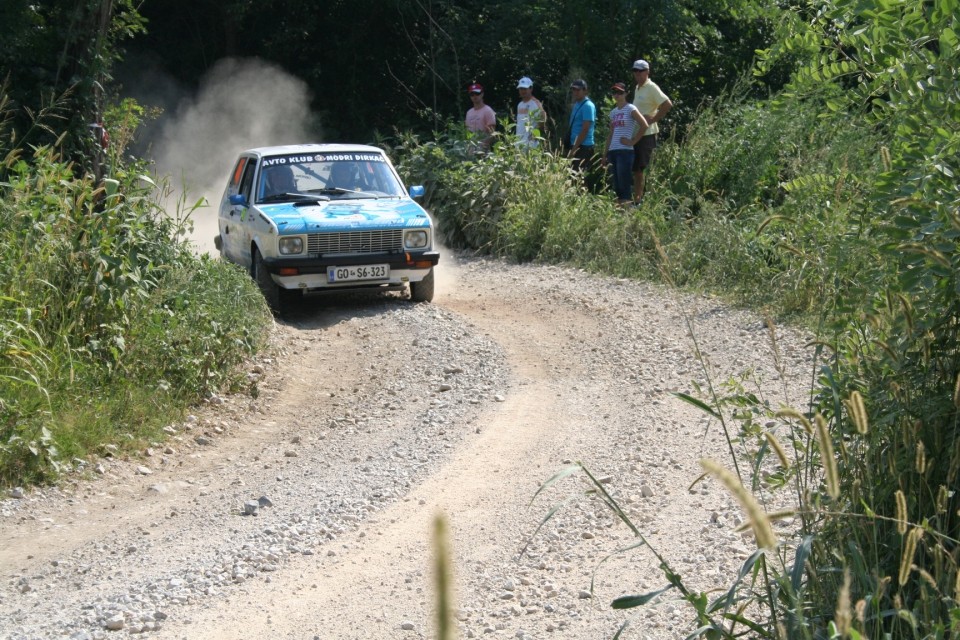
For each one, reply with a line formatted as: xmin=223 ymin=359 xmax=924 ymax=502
xmin=612 ymin=90 xmax=625 ymax=94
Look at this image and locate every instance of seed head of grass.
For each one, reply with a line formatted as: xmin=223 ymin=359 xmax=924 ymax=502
xmin=776 ymin=408 xmax=813 ymax=435
xmin=814 ymin=414 xmax=840 ymax=499
xmin=844 ymin=390 xmax=868 ymax=435
xmin=898 ymin=526 xmax=923 ymax=587
xmin=916 ymin=440 xmax=927 ymax=474
xmin=764 ymin=431 xmax=791 ymax=469
xmin=701 ymin=458 xmax=777 ymax=550
xmin=835 ymin=568 xmax=852 ymax=636
xmin=895 ymin=490 xmax=908 ymax=535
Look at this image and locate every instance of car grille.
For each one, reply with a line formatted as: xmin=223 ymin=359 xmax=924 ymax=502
xmin=307 ymin=230 xmax=404 ymax=255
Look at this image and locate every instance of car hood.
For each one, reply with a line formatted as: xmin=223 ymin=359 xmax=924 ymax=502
xmin=260 ymin=199 xmax=431 ymax=235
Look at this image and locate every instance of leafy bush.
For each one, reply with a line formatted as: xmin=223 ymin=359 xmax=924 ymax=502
xmin=393 ymin=125 xmax=620 ymax=263
xmin=0 ymin=104 xmax=271 ymax=485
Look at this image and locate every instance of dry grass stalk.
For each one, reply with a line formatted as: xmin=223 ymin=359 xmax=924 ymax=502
xmin=701 ymin=458 xmax=777 ymax=549
xmin=954 ymin=567 xmax=960 ymax=605
xmin=764 ymin=431 xmax=791 ymax=469
xmin=916 ymin=440 xmax=927 ymax=474
xmin=949 ymin=439 xmax=960 ymax=485
xmin=936 ymin=485 xmax=949 ymax=514
xmin=898 ymin=526 xmax=923 ymax=587
xmin=776 ymin=408 xmax=813 ymax=435
xmin=895 ymin=490 xmax=908 ymax=535
xmin=835 ymin=568 xmax=852 ymax=636
xmin=432 ymin=513 xmax=456 ymax=640
xmin=954 ymin=372 xmax=960 ymax=409
xmin=815 ymin=414 xmax=840 ymax=499
xmin=845 ymin=390 xmax=869 ymax=435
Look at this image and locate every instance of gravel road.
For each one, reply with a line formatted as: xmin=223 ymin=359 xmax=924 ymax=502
xmin=0 ymin=252 xmax=814 ymax=640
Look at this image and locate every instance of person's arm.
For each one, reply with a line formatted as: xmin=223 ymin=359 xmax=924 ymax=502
xmin=568 ymin=120 xmax=593 ymax=157
xmin=484 ymin=108 xmax=496 ymax=134
xmin=534 ymin=99 xmax=546 ymax=133
xmin=621 ymin=110 xmax=650 ymax=147
xmin=647 ymin=98 xmax=673 ymax=126
xmin=602 ymin=127 xmax=613 ymax=165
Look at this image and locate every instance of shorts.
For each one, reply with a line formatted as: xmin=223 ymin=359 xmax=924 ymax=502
xmin=632 ymin=135 xmax=657 ymax=172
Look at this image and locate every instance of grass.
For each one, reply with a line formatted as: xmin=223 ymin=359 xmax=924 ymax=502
xmin=0 ymin=102 xmax=272 ymax=485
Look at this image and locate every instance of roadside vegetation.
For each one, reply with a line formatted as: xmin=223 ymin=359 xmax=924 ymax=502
xmin=397 ymin=0 xmax=960 ymax=637
xmin=0 ymin=96 xmax=272 ymax=486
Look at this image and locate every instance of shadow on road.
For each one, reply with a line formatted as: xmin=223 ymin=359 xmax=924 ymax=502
xmin=276 ymin=288 xmax=423 ymax=330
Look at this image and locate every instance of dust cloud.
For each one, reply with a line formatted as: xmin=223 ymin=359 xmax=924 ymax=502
xmin=145 ymin=58 xmax=318 ymax=255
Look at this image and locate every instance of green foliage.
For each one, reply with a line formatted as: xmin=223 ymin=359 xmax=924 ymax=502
xmin=393 ymin=125 xmax=620 ymax=263
xmin=0 ymin=100 xmax=271 ymax=485
xmin=0 ymin=0 xmax=146 ymax=172
xmin=393 ymin=87 xmax=886 ymax=322
xmin=748 ymin=0 xmax=960 ymax=635
xmin=124 ymin=0 xmax=790 ymax=144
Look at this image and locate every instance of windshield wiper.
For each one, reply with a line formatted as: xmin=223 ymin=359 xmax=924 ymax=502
xmin=310 ymin=188 xmax=379 ymax=199
xmin=260 ymin=192 xmax=328 ymax=203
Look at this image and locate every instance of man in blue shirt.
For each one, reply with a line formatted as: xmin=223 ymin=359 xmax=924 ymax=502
xmin=566 ymin=79 xmax=596 ymax=185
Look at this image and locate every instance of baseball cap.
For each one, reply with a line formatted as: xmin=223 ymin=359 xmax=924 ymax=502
xmin=517 ymin=76 xmax=533 ymax=89
xmin=611 ymin=82 xmax=627 ymax=92
xmin=468 ymin=83 xmax=483 ymax=94
xmin=632 ymin=59 xmax=650 ymax=71
xmin=570 ymin=79 xmax=587 ymax=90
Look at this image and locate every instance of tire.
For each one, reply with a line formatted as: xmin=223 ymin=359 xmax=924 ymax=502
xmin=409 ymin=267 xmax=435 ymax=303
xmin=253 ymin=248 xmax=298 ymax=313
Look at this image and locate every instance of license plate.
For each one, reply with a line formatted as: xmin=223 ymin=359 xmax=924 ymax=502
xmin=327 ymin=264 xmax=390 ymax=283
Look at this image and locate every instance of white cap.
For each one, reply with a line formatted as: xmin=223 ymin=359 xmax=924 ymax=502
xmin=517 ymin=76 xmax=533 ymax=89
xmin=632 ymin=59 xmax=650 ymax=71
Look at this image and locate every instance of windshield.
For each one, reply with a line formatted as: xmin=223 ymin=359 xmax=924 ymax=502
xmin=256 ymin=152 xmax=406 ymax=203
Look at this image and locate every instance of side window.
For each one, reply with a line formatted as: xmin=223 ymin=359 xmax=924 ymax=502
xmin=239 ymin=159 xmax=257 ymax=202
xmin=230 ymin=158 xmax=247 ymax=186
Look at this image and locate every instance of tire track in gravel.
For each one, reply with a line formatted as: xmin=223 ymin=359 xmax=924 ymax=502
xmin=148 ymin=256 xmax=616 ymax=639
xmin=1 ymin=252 xmax=814 ymax=640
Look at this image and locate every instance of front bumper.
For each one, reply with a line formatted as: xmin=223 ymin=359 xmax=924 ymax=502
xmin=262 ymin=250 xmax=439 ymax=274
xmin=262 ymin=250 xmax=439 ymax=291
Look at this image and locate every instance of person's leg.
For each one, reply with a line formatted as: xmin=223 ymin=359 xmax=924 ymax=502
xmin=611 ymin=150 xmax=634 ymax=203
xmin=632 ymin=136 xmax=657 ymax=203
xmin=576 ymin=145 xmax=597 ymax=192
xmin=608 ymin=150 xmax=624 ymax=201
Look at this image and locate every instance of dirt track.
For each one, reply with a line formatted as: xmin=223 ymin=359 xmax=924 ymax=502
xmin=0 ymin=252 xmax=812 ymax=640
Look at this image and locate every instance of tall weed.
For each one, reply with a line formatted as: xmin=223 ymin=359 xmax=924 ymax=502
xmin=0 ymin=98 xmax=271 ymax=485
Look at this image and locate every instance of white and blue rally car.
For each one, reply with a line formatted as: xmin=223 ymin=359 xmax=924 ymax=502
xmin=215 ymin=144 xmax=439 ymax=312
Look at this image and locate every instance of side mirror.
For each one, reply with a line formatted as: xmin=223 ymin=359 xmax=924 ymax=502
xmin=409 ymin=185 xmax=425 ymax=199
xmin=229 ymin=193 xmax=248 ymax=206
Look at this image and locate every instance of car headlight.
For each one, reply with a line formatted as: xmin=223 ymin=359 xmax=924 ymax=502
xmin=278 ymin=236 xmax=304 ymax=255
xmin=404 ymin=229 xmax=429 ymax=249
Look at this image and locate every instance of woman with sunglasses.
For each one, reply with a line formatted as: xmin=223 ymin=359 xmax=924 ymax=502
xmin=602 ymin=82 xmax=649 ymax=206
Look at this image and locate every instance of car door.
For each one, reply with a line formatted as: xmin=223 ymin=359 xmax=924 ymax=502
xmin=220 ymin=157 xmax=257 ymax=264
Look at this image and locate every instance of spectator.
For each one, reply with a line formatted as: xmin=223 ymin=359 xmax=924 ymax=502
xmin=630 ymin=59 xmax=672 ymax=204
xmin=465 ymin=83 xmax=496 ymax=151
xmin=566 ymin=79 xmax=596 ymax=183
xmin=515 ymin=76 xmax=546 ymax=149
xmin=602 ymin=82 xmax=648 ymax=206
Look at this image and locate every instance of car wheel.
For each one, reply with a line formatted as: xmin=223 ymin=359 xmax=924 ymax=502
xmin=253 ymin=248 xmax=298 ymax=313
xmin=409 ymin=268 xmax=435 ymax=303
